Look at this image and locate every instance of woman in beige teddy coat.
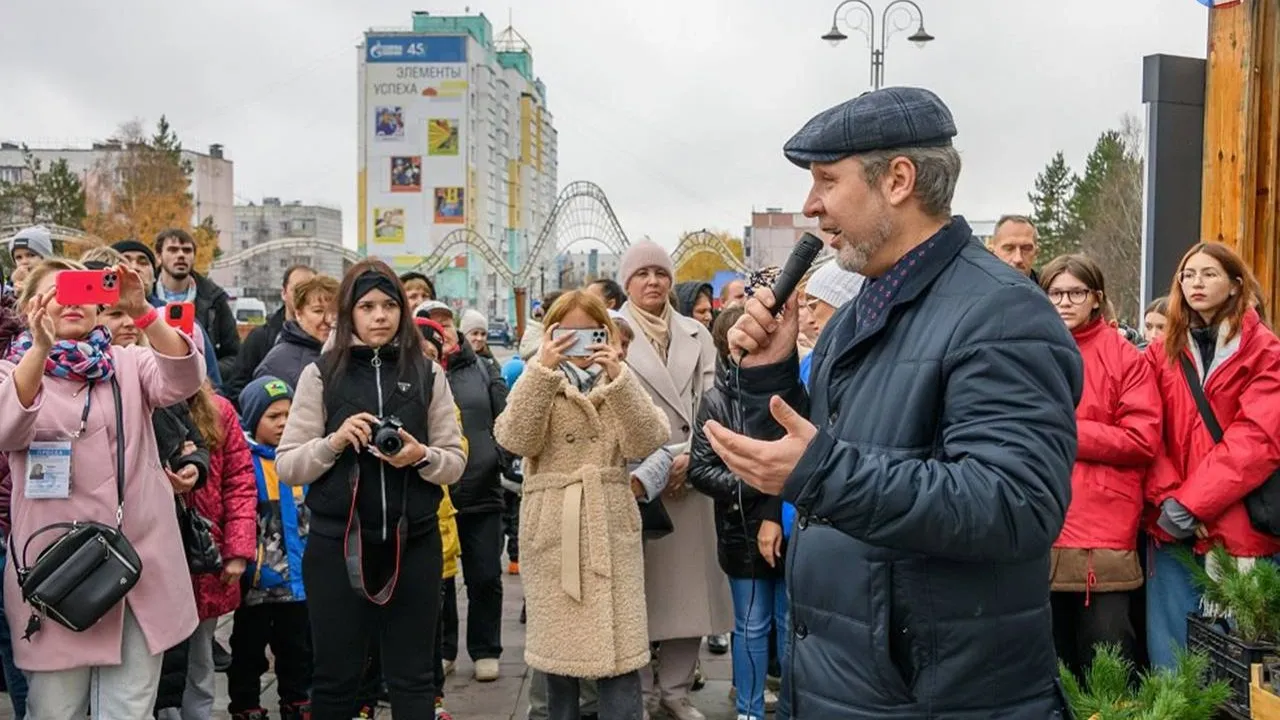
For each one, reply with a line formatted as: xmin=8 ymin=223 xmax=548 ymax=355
xmin=495 ymin=290 xmax=670 ymax=720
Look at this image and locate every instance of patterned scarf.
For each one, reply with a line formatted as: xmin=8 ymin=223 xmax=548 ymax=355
xmin=5 ymin=326 xmax=116 ymax=382
xmin=559 ymin=361 xmax=604 ymax=394
xmin=626 ymin=301 xmax=673 ymax=362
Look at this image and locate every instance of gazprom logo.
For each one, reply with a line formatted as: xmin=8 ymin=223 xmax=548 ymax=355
xmin=369 ymin=41 xmax=405 ymax=60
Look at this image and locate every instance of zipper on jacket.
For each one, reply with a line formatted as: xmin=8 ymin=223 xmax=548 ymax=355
xmin=372 ymin=348 xmax=388 ymax=541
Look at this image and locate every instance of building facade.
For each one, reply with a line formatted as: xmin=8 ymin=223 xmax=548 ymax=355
xmin=556 ymin=248 xmax=620 ymax=291
xmin=0 ymin=142 xmax=235 ymax=255
xmin=744 ymin=209 xmax=828 ymax=271
xmin=357 ymin=11 xmax=559 ymax=319
xmin=208 ymin=198 xmax=353 ymax=314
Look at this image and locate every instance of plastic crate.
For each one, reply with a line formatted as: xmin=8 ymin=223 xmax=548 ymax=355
xmin=1186 ymin=614 xmax=1276 ymax=719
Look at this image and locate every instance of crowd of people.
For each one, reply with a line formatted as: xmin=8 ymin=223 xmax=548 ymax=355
xmin=0 ymin=83 xmax=1278 ymax=720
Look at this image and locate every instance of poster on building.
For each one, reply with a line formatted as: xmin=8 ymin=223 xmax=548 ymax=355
xmin=373 ymin=208 xmax=405 ymax=244
xmin=390 ymin=156 xmax=422 ymax=192
xmin=434 ymin=187 xmax=464 ymax=224
xmin=360 ymin=34 xmax=469 ymax=264
xmin=428 ymin=119 xmax=459 ymax=156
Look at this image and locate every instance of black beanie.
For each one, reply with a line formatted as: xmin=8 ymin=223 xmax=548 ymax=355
xmin=111 ymin=239 xmax=157 ymax=269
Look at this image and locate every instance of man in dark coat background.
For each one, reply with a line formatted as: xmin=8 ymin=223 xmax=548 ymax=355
xmin=705 ymin=87 xmax=1083 ymax=719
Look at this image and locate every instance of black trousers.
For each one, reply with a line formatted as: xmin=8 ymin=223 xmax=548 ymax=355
xmin=456 ymin=511 xmax=504 ymax=659
xmin=502 ymin=490 xmax=521 ymax=562
xmin=1051 ymin=590 xmax=1137 ymax=680
xmin=547 ymin=671 xmax=643 ymax=720
xmin=440 ymin=576 xmax=459 ymax=662
xmin=304 ymin=530 xmax=442 ymax=720
xmin=227 ymin=601 xmax=313 ymax=712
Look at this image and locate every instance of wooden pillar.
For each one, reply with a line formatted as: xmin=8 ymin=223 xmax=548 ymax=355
xmin=1201 ymin=0 xmax=1280 ymax=317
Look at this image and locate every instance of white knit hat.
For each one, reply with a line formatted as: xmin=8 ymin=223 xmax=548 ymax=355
xmin=460 ymin=309 xmax=487 ymax=336
xmin=806 ymin=263 xmax=865 ymax=309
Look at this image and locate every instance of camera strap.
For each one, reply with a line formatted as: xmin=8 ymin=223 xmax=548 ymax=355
xmin=343 ymin=465 xmax=409 ymax=606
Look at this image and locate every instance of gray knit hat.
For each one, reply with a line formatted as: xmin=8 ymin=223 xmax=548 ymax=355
xmin=806 ymin=263 xmax=865 ymax=309
xmin=8 ymin=225 xmax=53 ymax=261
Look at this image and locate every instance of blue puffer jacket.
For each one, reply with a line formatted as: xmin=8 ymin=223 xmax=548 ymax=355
xmin=734 ymin=218 xmax=1082 ymax=719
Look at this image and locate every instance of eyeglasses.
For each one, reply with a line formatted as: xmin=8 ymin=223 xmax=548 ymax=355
xmin=1047 ymin=288 xmax=1093 ymax=305
xmin=1179 ymin=269 xmax=1225 ymax=284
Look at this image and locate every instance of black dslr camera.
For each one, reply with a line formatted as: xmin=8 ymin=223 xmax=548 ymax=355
xmin=372 ymin=416 xmax=406 ymax=456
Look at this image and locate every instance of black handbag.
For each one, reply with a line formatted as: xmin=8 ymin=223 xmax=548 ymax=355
xmin=176 ymin=495 xmax=222 ymax=575
xmin=11 ymin=377 xmax=143 ymax=637
xmin=639 ymin=496 xmax=674 ymax=541
xmin=1178 ymin=355 xmax=1280 ymax=536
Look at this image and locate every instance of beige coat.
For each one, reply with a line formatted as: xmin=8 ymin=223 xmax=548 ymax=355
xmin=494 ymin=360 xmax=670 ymax=679
xmin=619 ymin=303 xmax=734 ymax=641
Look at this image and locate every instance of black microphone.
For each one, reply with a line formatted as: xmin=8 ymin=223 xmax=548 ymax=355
xmin=763 ymin=232 xmax=825 ymax=314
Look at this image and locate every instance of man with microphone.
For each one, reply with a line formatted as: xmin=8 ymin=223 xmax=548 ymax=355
xmin=704 ymin=87 xmax=1083 ymax=718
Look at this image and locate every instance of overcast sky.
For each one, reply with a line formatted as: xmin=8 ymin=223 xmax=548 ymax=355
xmin=0 ymin=0 xmax=1210 ymax=251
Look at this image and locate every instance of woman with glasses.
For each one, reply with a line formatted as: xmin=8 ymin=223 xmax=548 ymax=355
xmin=1039 ymin=255 xmax=1160 ymax=679
xmin=1143 ymin=242 xmax=1280 ymax=668
xmin=255 ymin=275 xmax=340 ymax=390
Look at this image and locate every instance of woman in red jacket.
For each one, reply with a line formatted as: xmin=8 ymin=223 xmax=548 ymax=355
xmin=158 ymin=383 xmax=259 ymax=719
xmin=1144 ymin=242 xmax=1280 ymax=669
xmin=1040 ymin=255 xmax=1161 ymax=678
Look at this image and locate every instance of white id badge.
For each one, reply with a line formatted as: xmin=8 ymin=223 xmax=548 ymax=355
xmin=24 ymin=441 xmax=73 ymax=499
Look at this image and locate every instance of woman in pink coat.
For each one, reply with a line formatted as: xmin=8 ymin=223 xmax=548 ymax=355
xmin=0 ymin=258 xmax=205 ymax=719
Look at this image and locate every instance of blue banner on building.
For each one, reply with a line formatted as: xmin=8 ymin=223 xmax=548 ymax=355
xmin=366 ymin=35 xmax=466 ymax=63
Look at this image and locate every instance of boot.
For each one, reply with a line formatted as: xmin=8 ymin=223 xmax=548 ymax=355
xmin=231 ymin=710 xmax=269 ymax=720
xmin=280 ymin=701 xmax=311 ymax=720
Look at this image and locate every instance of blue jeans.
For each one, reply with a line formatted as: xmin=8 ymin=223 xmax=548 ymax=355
xmin=1146 ymin=542 xmax=1202 ymax=670
xmin=0 ymin=550 xmax=29 ymax=718
xmin=728 ymin=577 xmax=788 ymax=720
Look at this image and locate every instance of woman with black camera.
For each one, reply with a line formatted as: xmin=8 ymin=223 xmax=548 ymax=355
xmin=276 ymin=260 xmax=466 ymax=720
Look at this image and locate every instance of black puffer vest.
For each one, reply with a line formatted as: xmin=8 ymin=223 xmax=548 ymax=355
xmin=306 ymin=345 xmax=440 ymax=542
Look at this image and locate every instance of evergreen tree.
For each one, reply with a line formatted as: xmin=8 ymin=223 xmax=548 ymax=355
xmin=0 ymin=146 xmax=87 ymax=228
xmin=1027 ymin=151 xmax=1080 ymax=265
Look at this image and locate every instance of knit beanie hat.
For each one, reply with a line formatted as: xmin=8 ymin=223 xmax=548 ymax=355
xmin=806 ymin=262 xmax=865 ymax=309
xmin=616 ymin=238 xmax=674 ymax=288
xmin=415 ymin=299 xmax=452 ymax=322
xmin=111 ymin=239 xmax=157 ymax=270
xmin=239 ymin=376 xmax=294 ymax=434
xmin=8 ymin=226 xmax=53 ymax=261
xmin=460 ymin=309 xmax=487 ymax=336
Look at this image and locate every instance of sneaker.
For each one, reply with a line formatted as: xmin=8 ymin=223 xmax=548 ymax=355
xmin=707 ymin=633 xmax=729 ymax=655
xmin=474 ymin=657 xmax=500 ymax=682
xmin=690 ymin=661 xmax=706 ymax=692
xmin=764 ymin=689 xmax=779 ymax=713
xmin=442 ymin=658 xmax=456 ymax=676
xmin=434 ymin=697 xmax=454 ymax=720
xmin=280 ymin=700 xmax=312 ymax=720
xmin=660 ymin=698 xmax=707 ymax=720
xmin=737 ymin=716 xmax=762 ymax=720
xmin=356 ymin=703 xmax=377 ymax=719
xmin=508 ymin=561 xmax=520 ymax=575
xmin=231 ymin=710 xmax=269 ymax=720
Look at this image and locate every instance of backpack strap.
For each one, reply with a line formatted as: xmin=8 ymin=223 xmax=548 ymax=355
xmin=1178 ymin=354 xmax=1224 ymax=443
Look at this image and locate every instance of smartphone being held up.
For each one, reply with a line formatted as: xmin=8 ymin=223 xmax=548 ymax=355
xmin=164 ymin=302 xmax=196 ymax=336
xmin=551 ymin=327 xmax=609 ymax=357
xmin=55 ymin=269 xmax=120 ymax=307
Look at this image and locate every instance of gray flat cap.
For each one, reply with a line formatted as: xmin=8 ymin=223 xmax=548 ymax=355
xmin=784 ymin=86 xmax=957 ymax=169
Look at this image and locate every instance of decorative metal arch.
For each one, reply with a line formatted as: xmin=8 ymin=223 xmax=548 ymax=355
xmin=0 ymin=223 xmax=102 ymax=248
xmin=671 ymin=229 xmax=749 ymax=274
xmin=409 ymin=227 xmax=516 ymax=283
xmin=210 ymin=238 xmax=362 ymax=270
xmin=516 ymin=181 xmax=629 ymax=283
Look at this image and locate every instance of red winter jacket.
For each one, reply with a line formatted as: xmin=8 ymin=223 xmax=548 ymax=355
xmin=1055 ymin=320 xmax=1161 ymax=551
xmin=1145 ymin=309 xmax=1280 ymax=557
xmin=187 ymin=394 xmax=258 ymax=620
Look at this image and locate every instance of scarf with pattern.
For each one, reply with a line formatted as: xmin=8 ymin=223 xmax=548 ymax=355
xmin=5 ymin=325 xmax=116 ymax=382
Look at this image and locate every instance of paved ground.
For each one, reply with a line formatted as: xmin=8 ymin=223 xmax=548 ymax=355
xmin=0 ymin=571 xmax=739 ymax=719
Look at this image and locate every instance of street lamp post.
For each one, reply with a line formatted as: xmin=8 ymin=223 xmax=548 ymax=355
xmin=821 ymin=0 xmax=935 ymax=90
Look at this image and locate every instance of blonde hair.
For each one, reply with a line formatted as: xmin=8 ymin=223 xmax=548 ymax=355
xmin=19 ymin=258 xmax=87 ymax=311
xmin=543 ymin=290 xmax=618 ymax=343
xmin=80 ymin=247 xmax=125 ymax=267
xmin=292 ymin=275 xmax=340 ymax=311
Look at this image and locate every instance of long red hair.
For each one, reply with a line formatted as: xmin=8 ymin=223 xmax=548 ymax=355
xmin=1163 ymin=242 xmax=1258 ymax=365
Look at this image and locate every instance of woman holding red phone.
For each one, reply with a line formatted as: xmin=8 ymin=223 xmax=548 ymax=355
xmin=0 ymin=258 xmax=206 ymax=719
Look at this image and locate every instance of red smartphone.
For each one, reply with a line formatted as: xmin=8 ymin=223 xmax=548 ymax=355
xmin=164 ymin=302 xmax=196 ymax=336
xmin=55 ymin=270 xmax=120 ymax=306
